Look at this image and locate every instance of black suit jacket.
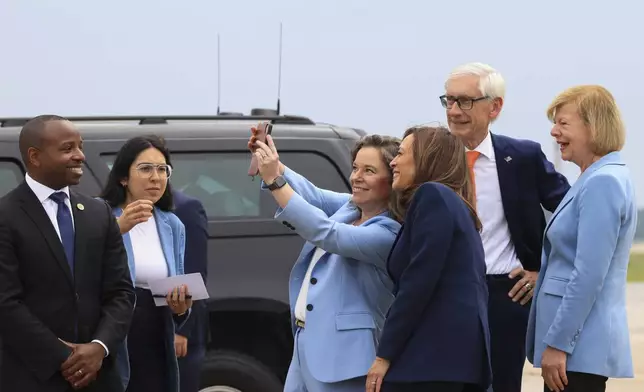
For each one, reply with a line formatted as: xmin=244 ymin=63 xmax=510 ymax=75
xmin=491 ymin=133 xmax=570 ymax=271
xmin=172 ymin=190 xmax=209 ymax=347
xmin=378 ymin=183 xmax=491 ymax=388
xmin=0 ymin=181 xmax=135 ymax=392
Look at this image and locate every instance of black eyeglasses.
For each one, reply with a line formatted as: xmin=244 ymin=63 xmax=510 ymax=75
xmin=439 ymin=94 xmax=489 ymax=110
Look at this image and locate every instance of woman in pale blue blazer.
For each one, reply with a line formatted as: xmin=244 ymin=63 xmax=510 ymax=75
xmin=526 ymin=85 xmax=636 ymax=392
xmin=249 ymin=129 xmax=401 ymax=392
xmin=100 ymin=135 xmax=192 ymax=392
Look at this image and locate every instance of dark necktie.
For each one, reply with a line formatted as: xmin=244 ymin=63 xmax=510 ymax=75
xmin=49 ymin=192 xmax=75 ymax=274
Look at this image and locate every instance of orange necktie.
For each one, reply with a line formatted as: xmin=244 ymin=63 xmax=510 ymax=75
xmin=466 ymin=151 xmax=480 ymax=209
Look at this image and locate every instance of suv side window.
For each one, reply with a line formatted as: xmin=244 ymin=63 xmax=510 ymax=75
xmin=101 ymin=151 xmax=348 ymax=220
xmin=0 ymin=160 xmax=24 ymax=198
xmin=171 ymin=152 xmax=348 ymax=220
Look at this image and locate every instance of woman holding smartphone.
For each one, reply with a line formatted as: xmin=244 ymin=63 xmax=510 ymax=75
xmin=250 ymin=126 xmax=401 ymax=392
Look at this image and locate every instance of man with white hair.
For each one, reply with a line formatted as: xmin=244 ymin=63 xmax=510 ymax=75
xmin=440 ymin=62 xmax=571 ymax=392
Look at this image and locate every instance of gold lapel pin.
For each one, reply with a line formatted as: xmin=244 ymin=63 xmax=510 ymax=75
xmin=76 ymin=203 xmax=85 ymax=211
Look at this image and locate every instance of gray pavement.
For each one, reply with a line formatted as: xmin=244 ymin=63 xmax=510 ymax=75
xmin=521 ymin=283 xmax=644 ymax=391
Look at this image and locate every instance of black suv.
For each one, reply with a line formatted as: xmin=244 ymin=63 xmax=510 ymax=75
xmin=0 ymin=110 xmax=365 ymax=391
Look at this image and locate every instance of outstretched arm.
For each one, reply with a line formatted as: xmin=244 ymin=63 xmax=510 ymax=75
xmin=275 ymin=189 xmax=398 ymax=269
xmin=261 ymin=164 xmax=351 ymax=217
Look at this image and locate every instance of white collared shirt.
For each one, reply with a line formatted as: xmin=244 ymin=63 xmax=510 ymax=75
xmin=25 ymin=174 xmax=74 ymax=239
xmin=466 ymin=132 xmax=522 ymax=275
xmin=25 ymin=174 xmax=110 ymax=357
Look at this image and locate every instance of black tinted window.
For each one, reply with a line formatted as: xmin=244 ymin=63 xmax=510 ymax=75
xmin=0 ymin=160 xmax=24 ymax=198
xmin=102 ymin=152 xmax=348 ymax=220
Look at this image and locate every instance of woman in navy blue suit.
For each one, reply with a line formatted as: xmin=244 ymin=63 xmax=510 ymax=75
xmin=366 ymin=125 xmax=491 ymax=392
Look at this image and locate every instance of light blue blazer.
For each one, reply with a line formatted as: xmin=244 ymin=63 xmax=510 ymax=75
xmin=111 ymin=206 xmax=188 ymax=392
xmin=266 ymin=167 xmax=400 ymax=383
xmin=526 ymin=152 xmax=636 ymax=378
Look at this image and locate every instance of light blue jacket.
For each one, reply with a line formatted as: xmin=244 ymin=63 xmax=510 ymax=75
xmin=111 ymin=206 xmax=187 ymax=392
xmin=265 ymin=167 xmax=401 ymax=383
xmin=526 ymin=152 xmax=636 ymax=378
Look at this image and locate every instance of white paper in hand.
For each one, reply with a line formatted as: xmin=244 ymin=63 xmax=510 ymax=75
xmin=148 ymin=273 xmax=210 ymax=307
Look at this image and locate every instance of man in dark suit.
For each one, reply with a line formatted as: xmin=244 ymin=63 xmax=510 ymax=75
xmin=0 ymin=115 xmax=135 ymax=392
xmin=440 ymin=63 xmax=571 ymax=392
xmin=172 ymin=190 xmax=209 ymax=392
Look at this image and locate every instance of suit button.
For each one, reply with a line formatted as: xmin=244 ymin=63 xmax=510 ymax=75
xmin=282 ymin=221 xmax=289 ymax=226
xmin=310 ymin=278 xmax=317 ymax=285
xmin=306 ymin=304 xmax=313 ymax=311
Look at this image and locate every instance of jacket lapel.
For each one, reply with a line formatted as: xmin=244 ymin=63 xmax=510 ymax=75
xmin=17 ymin=182 xmax=74 ymax=288
xmin=543 ymin=192 xmax=575 ymax=235
xmin=70 ymin=192 xmax=89 ymax=280
xmin=154 ymin=209 xmax=176 ymax=276
xmin=542 ymin=152 xmax=625 ymax=235
xmin=491 ymin=133 xmax=518 ymax=221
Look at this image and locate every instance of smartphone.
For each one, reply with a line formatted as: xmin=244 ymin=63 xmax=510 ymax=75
xmin=248 ymin=122 xmax=273 ymax=176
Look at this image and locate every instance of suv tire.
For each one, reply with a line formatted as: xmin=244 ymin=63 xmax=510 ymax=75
xmin=199 ymin=350 xmax=284 ymax=392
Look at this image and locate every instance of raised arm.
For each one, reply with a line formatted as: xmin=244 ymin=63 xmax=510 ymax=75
xmin=262 ymin=164 xmax=351 ymax=217
xmin=376 ymin=183 xmax=454 ymax=363
xmin=0 ymin=215 xmax=73 ymax=382
xmin=535 ymin=146 xmax=571 ymax=212
xmin=276 ymin=191 xmax=398 ymax=269
xmin=543 ymin=173 xmax=625 ymax=354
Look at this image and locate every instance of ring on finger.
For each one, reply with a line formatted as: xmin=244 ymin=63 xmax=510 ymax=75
xmin=524 ymin=283 xmax=532 ymax=290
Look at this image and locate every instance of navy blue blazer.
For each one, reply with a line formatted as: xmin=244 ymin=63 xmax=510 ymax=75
xmin=490 ymin=133 xmax=570 ymax=271
xmin=378 ymin=182 xmax=492 ymax=388
xmin=172 ymin=190 xmax=209 ymax=346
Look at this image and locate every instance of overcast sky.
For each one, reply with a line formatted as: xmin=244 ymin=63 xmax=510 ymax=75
xmin=1 ymin=0 xmax=642 ymax=206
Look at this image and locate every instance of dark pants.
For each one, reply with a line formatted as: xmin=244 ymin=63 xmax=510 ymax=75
xmin=486 ymin=275 xmax=530 ymax=392
xmin=382 ymin=382 xmax=484 ymax=392
xmin=543 ymin=371 xmax=607 ymax=392
xmin=178 ymin=345 xmax=205 ymax=392
xmin=126 ymin=288 xmax=170 ymax=392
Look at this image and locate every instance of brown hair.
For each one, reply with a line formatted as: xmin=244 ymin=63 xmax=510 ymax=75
xmin=394 ymin=125 xmax=482 ymax=230
xmin=350 ymin=134 xmax=403 ymax=222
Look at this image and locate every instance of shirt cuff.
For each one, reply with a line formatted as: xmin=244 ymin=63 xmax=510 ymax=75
xmin=91 ymin=339 xmax=109 ymax=357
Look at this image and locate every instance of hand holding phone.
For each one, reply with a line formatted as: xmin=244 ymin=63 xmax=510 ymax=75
xmin=248 ymin=122 xmax=273 ymax=176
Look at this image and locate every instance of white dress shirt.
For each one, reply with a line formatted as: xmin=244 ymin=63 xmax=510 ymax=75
xmin=294 ymin=247 xmax=326 ymax=322
xmin=25 ymin=174 xmax=110 ymax=356
xmin=466 ymin=133 xmax=523 ymax=275
xmin=129 ymin=214 xmax=169 ymax=289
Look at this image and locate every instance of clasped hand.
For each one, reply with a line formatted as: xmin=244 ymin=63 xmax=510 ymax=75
xmin=60 ymin=340 xmax=104 ymax=390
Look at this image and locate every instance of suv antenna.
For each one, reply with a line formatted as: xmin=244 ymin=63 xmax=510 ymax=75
xmin=275 ymin=22 xmax=283 ymax=115
xmin=217 ymin=33 xmax=222 ymax=115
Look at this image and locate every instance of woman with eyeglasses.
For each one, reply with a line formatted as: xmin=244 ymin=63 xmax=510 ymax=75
xmin=99 ymin=135 xmax=192 ymax=392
